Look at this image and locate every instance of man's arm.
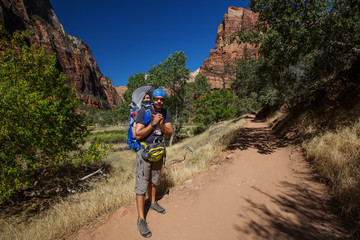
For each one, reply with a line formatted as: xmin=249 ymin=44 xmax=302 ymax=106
xmin=161 ymin=122 xmax=173 ymax=138
xmin=135 ymin=113 xmax=163 ymax=140
xmin=135 ymin=122 xmax=154 ymax=140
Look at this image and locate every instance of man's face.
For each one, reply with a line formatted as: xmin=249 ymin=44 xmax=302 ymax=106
xmin=152 ymin=96 xmax=165 ymax=109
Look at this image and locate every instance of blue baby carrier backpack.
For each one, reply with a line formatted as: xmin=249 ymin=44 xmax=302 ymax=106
xmin=127 ymin=85 xmax=157 ymax=151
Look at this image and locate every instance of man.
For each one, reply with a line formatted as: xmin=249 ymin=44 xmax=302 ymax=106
xmin=135 ymin=88 xmax=173 ymax=238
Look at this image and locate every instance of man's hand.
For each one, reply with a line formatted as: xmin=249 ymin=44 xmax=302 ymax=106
xmin=153 ymin=113 xmax=163 ymax=125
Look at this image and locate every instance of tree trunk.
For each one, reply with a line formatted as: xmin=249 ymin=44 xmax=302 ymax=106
xmin=169 ymin=130 xmax=175 ymax=147
xmin=169 ymin=104 xmax=179 ymax=147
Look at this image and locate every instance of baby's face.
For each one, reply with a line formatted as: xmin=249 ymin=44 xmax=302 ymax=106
xmin=142 ymin=94 xmax=151 ymax=104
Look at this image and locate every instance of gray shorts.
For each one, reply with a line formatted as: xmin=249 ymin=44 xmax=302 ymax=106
xmin=134 ymin=148 xmax=163 ymax=195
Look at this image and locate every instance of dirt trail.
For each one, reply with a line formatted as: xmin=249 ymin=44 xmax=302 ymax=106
xmin=68 ymin=115 xmax=349 ymax=240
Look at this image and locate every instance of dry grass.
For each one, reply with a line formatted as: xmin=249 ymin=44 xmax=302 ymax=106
xmin=165 ymin=117 xmax=247 ymax=185
xmin=302 ymin=120 xmax=360 ymax=219
xmin=269 ymin=105 xmax=360 ymax=235
xmin=266 ymin=110 xmax=286 ymax=127
xmin=0 ymin=145 xmax=136 ymax=240
xmin=0 ymin=117 xmax=247 ymax=240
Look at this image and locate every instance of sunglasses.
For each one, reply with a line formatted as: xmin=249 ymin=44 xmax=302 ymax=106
xmin=153 ymin=97 xmax=165 ymax=102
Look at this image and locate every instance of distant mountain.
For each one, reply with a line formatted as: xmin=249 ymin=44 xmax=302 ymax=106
xmin=0 ymin=0 xmax=122 ymax=109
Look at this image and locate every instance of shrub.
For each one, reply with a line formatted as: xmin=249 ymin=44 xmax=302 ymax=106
xmin=193 ymin=124 xmax=207 ymax=135
xmin=0 ymin=27 xmax=90 ymax=199
xmin=193 ymin=88 xmax=237 ymax=126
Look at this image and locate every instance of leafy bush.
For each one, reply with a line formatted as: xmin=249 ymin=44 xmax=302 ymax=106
xmin=73 ymin=142 xmax=113 ymax=165
xmin=0 ymin=27 xmax=106 ymax=200
xmin=232 ymin=55 xmax=282 ymax=109
xmin=82 ymin=102 xmax=129 ymax=126
xmin=193 ymin=88 xmax=237 ymax=126
xmin=192 ymin=124 xmax=208 ymax=135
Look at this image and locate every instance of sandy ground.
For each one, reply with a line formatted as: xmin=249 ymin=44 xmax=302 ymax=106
xmin=66 ymin=115 xmax=350 ymax=240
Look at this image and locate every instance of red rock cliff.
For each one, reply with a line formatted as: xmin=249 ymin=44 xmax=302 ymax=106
xmin=199 ymin=7 xmax=259 ymax=89
xmin=0 ymin=0 xmax=122 ymax=108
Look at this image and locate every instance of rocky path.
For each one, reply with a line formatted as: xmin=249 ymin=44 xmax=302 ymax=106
xmin=68 ymin=116 xmax=349 ymax=240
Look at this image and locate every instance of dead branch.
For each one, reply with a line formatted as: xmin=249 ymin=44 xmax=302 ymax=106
xmin=79 ymin=169 xmax=105 ymax=181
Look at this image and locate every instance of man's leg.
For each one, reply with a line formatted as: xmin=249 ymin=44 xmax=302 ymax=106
xmin=136 ymin=182 xmax=156 ymax=219
xmin=147 ymin=184 xmax=156 ymax=204
xmin=135 ymin=150 xmax=152 ymax=238
xmin=136 ymin=193 xmax=146 ymax=220
xmin=148 ymin=160 xmax=166 ymax=214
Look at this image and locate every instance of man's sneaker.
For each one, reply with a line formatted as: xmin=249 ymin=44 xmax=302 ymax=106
xmin=150 ymin=202 xmax=166 ymax=214
xmin=137 ymin=219 xmax=152 ymax=238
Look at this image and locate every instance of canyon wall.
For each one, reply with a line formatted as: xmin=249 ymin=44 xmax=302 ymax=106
xmin=0 ymin=0 xmax=122 ymax=108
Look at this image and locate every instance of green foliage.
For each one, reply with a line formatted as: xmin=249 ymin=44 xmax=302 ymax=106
xmin=192 ymin=124 xmax=208 ymax=135
xmin=113 ymin=102 xmax=131 ymax=123
xmin=0 ymin=27 xmax=95 ymax=199
xmin=231 ymin=0 xmax=360 ymax=108
xmin=250 ymin=0 xmax=360 ymax=69
xmin=232 ymin=54 xmax=282 ymax=109
xmin=148 ymin=51 xmax=190 ymax=90
xmin=87 ymin=130 xmax=127 ymax=144
xmin=193 ymin=88 xmax=237 ymax=126
xmin=73 ymin=143 xmax=113 ymax=165
xmin=83 ymin=102 xmax=129 ymax=126
xmin=235 ymin=92 xmax=262 ymax=114
xmin=187 ymin=74 xmax=211 ymax=99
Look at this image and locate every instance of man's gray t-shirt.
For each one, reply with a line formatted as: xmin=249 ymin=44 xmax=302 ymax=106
xmin=135 ymin=106 xmax=172 ymax=144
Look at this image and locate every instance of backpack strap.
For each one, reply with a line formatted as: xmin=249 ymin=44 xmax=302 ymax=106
xmin=144 ymin=108 xmax=151 ymax=125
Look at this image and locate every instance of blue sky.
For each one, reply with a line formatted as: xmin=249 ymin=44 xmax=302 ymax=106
xmin=49 ymin=1 xmax=250 ymax=87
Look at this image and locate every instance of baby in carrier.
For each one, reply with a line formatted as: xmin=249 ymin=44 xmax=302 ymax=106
xmin=131 ymin=93 xmax=151 ymax=139
xmin=127 ymin=85 xmax=156 ymax=152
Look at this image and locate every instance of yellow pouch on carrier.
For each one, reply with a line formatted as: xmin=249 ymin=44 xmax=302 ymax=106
xmin=140 ymin=139 xmax=166 ymax=162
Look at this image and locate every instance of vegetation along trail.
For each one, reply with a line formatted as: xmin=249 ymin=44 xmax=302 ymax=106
xmin=67 ymin=115 xmax=349 ymax=240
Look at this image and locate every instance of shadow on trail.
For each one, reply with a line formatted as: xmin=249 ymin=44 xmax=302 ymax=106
xmin=228 ymin=119 xmax=287 ymax=154
xmin=229 ymin=116 xmax=351 ymax=239
xmin=233 ymin=180 xmax=351 ymax=240
xmin=143 ymin=187 xmax=170 ymax=218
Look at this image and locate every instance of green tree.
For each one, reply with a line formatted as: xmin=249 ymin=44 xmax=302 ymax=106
xmin=232 ymin=0 xmax=360 ymax=107
xmin=0 ymin=27 xmax=89 ymax=199
xmin=249 ymin=0 xmax=360 ymax=72
xmin=113 ymin=102 xmax=131 ymax=124
xmin=232 ymin=54 xmax=281 ymax=109
xmin=187 ymin=74 xmax=211 ymax=99
xmin=193 ymin=88 xmax=237 ymax=126
xmin=182 ymin=74 xmax=211 ymax=123
xmin=148 ymin=51 xmax=190 ymax=146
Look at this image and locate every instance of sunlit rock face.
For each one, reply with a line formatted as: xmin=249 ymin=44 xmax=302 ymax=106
xmin=0 ymin=0 xmax=122 ymax=108
xmin=115 ymin=86 xmax=128 ymax=102
xmin=199 ymin=7 xmax=259 ymax=89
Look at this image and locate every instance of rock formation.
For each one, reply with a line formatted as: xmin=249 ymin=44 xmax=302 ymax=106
xmin=115 ymin=86 xmax=128 ymax=102
xmin=0 ymin=0 xmax=122 ymax=108
xmin=188 ymin=68 xmax=200 ymax=82
xmin=198 ymin=7 xmax=259 ymax=89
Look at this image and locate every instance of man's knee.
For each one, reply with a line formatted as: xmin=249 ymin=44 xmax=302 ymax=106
xmin=135 ymin=185 xmax=147 ymax=195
